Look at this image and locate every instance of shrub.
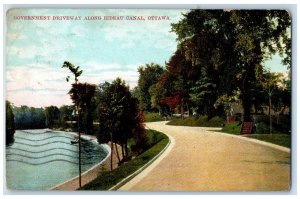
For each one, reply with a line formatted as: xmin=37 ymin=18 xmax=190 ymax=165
xmin=256 ymin=122 xmax=270 ymax=134
xmin=222 ymin=122 xmax=242 ymax=135
xmin=167 ymin=115 xmax=224 ymax=127
xmin=205 ymin=116 xmax=224 ymax=127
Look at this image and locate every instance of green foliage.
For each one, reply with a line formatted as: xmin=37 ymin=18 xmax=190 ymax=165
xmin=80 ymin=130 xmax=168 ymax=190
xmin=13 ymin=106 xmax=46 ymax=129
xmin=137 ymin=63 xmax=164 ymax=111
xmin=68 ymin=83 xmax=97 ymax=134
xmin=167 ymin=116 xmax=224 ymax=127
xmin=97 ymin=78 xmax=146 ymax=157
xmin=221 ymin=122 xmax=242 ymax=135
xmin=144 ymin=113 xmax=165 ymax=122
xmin=190 ymin=77 xmax=217 ymax=117
xmin=214 ymin=89 xmax=241 ymax=116
xmin=170 ymin=10 xmax=291 ymax=122
xmin=59 ymin=105 xmax=75 ymax=128
xmin=256 ymin=122 xmax=271 ymax=134
xmin=45 ymin=106 xmax=60 ymax=128
xmin=205 ymin=116 xmax=225 ymax=127
xmin=245 ymin=134 xmax=290 ymax=148
xmin=145 ymin=129 xmax=167 ymax=147
xmin=6 ymin=100 xmax=15 ymax=145
xmin=62 ymin=61 xmax=83 ymax=83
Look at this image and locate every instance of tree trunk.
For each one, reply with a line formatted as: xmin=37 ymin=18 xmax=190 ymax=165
xmin=125 ymin=139 xmax=128 ymax=157
xmin=240 ymin=75 xmax=252 ymax=122
xmin=186 ymin=102 xmax=190 ymax=116
xmin=269 ymin=92 xmax=272 ymax=134
xmin=110 ymin=141 xmax=113 ymax=171
xmin=180 ymin=98 xmax=184 ymax=119
xmin=114 ymin=143 xmax=121 ymax=163
xmin=121 ymin=144 xmax=125 ymax=158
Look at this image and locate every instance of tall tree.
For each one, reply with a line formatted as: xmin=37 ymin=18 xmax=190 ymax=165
xmin=6 ymin=100 xmax=15 ymax=145
xmin=68 ymin=83 xmax=96 ymax=134
xmin=137 ymin=63 xmax=164 ymax=111
xmin=97 ymin=78 xmax=146 ymax=168
xmin=62 ymin=61 xmax=83 ymax=187
xmin=259 ymin=70 xmax=284 ymax=134
xmin=171 ymin=10 xmax=291 ymax=121
xmin=45 ymin=106 xmax=60 ymax=128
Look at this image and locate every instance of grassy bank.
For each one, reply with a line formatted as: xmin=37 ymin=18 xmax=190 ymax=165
xmin=167 ymin=116 xmax=224 ymax=127
xmin=144 ymin=113 xmax=165 ymax=122
xmin=221 ymin=122 xmax=290 ymax=148
xmin=221 ymin=122 xmax=242 ymax=135
xmin=244 ymin=134 xmax=291 ymax=148
xmin=80 ymin=129 xmax=169 ymax=190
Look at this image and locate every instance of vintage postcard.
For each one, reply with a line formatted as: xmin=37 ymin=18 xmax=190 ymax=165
xmin=5 ymin=8 xmax=292 ymax=191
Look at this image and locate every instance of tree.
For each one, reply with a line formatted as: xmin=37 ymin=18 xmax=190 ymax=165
xmin=6 ymin=100 xmax=15 ymax=145
xmin=68 ymin=83 xmax=96 ymax=134
xmin=62 ymin=61 xmax=83 ymax=83
xmin=171 ymin=10 xmax=291 ymax=122
xmin=148 ymin=83 xmax=165 ymax=114
xmin=96 ymin=78 xmax=146 ymax=169
xmin=190 ymin=77 xmax=217 ymax=117
xmin=259 ymin=70 xmax=284 ymax=134
xmin=13 ymin=106 xmax=46 ymax=129
xmin=62 ymin=61 xmax=83 ymax=187
xmin=45 ymin=106 xmax=60 ymax=128
xmin=214 ymin=89 xmax=241 ymax=122
xmin=137 ymin=63 xmax=164 ymax=111
xmin=59 ymin=105 xmax=75 ymax=128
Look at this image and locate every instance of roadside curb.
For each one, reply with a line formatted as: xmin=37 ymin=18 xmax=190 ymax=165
xmin=211 ymin=131 xmax=290 ymax=153
xmin=108 ymin=131 xmax=172 ymax=191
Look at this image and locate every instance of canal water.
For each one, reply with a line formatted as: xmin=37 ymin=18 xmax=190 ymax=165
xmin=6 ymin=129 xmax=108 ymax=190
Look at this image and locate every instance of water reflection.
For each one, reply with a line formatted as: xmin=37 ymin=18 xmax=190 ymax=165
xmin=6 ymin=129 xmax=108 ymax=190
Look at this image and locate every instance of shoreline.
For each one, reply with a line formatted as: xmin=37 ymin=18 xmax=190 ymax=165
xmin=50 ymin=130 xmax=122 ymax=191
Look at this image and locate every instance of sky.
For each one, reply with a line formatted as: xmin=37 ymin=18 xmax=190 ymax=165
xmin=6 ymin=9 xmax=290 ymax=108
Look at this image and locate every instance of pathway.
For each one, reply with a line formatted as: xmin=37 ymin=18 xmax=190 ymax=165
xmin=119 ymin=121 xmax=290 ymax=191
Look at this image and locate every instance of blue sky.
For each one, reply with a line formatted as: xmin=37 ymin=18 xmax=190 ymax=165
xmin=6 ymin=9 xmax=188 ymax=107
xmin=6 ymin=9 xmax=290 ymax=108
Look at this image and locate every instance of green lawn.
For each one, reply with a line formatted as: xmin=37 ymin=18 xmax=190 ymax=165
xmin=80 ymin=129 xmax=169 ymax=190
xmin=221 ymin=122 xmax=291 ymax=148
xmin=144 ymin=113 xmax=165 ymax=122
xmin=245 ymin=134 xmax=291 ymax=148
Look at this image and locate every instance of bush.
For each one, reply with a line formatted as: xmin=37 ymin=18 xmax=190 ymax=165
xmin=144 ymin=113 xmax=165 ymax=122
xmin=167 ymin=115 xmax=224 ymax=127
xmin=222 ymin=122 xmax=242 ymax=135
xmin=256 ymin=122 xmax=270 ymax=134
xmin=205 ymin=116 xmax=224 ymax=127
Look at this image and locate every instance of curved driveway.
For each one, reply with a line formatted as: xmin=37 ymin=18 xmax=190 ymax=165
xmin=119 ymin=121 xmax=290 ymax=191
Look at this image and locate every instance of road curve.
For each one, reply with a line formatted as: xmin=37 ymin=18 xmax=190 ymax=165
xmin=119 ymin=121 xmax=290 ymax=191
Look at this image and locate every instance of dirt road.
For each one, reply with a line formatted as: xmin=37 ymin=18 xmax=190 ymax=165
xmin=119 ymin=122 xmax=290 ymax=191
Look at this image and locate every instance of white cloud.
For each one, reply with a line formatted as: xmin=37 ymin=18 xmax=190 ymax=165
xmin=6 ymin=64 xmax=71 ymax=92
xmin=6 ymin=32 xmax=27 ymax=41
xmin=7 ymin=90 xmax=72 ymax=108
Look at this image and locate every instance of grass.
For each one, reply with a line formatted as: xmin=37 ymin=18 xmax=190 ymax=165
xmin=167 ymin=116 xmax=224 ymax=127
xmin=221 ymin=122 xmax=291 ymax=148
xmin=80 ymin=129 xmax=169 ymax=190
xmin=244 ymin=134 xmax=291 ymax=148
xmin=221 ymin=122 xmax=242 ymax=135
xmin=144 ymin=113 xmax=165 ymax=122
